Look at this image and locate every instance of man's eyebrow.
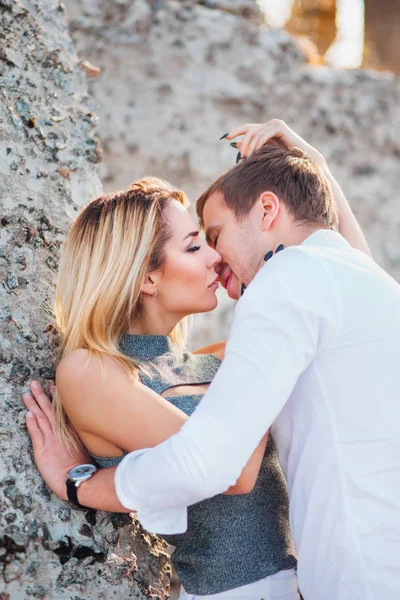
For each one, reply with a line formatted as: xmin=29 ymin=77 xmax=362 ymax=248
xmin=183 ymin=230 xmax=199 ymax=241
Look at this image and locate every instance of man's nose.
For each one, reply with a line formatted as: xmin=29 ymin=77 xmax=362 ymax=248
xmin=214 ymin=258 xmax=230 ymax=279
xmin=208 ymin=247 xmax=221 ymax=270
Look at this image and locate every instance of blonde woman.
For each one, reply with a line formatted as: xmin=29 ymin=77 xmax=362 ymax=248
xmin=24 ymin=121 xmax=369 ymax=599
xmin=24 ymin=175 xmax=299 ymax=599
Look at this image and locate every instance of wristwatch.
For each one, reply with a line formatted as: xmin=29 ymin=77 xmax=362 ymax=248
xmin=65 ymin=464 xmax=98 ymax=510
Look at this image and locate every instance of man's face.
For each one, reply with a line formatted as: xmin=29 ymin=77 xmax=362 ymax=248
xmin=202 ymin=192 xmax=267 ymax=300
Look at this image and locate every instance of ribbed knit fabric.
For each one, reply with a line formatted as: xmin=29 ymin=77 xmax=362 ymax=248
xmin=90 ymin=334 xmax=296 ymax=595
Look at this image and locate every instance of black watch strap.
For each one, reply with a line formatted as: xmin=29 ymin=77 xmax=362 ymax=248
xmin=66 ymin=479 xmax=88 ymax=511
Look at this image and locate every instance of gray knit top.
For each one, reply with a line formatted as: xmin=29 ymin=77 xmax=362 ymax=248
xmin=90 ymin=333 xmax=296 ymax=595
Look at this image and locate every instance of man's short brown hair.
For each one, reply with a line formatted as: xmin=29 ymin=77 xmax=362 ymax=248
xmin=196 ymin=141 xmax=338 ymax=230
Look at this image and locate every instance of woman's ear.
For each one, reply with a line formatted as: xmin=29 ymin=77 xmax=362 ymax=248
xmin=140 ymin=274 xmax=157 ymax=297
xmin=259 ymin=191 xmax=280 ymax=232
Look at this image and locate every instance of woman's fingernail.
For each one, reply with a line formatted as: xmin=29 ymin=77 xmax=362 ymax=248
xmin=26 ymin=411 xmax=34 ymax=419
xmin=275 ymin=244 xmax=285 ymax=253
xmin=230 ymin=142 xmax=238 ymax=149
xmin=23 ymin=391 xmax=32 ymax=399
xmin=31 ymin=381 xmax=40 ymax=388
xmin=241 ymin=283 xmax=246 ymax=296
xmin=220 ymin=133 xmax=229 ymax=140
xmin=264 ymin=250 xmax=273 ymax=262
xmin=236 ymin=152 xmax=241 ymax=164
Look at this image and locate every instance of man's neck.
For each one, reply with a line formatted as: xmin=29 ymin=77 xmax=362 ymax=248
xmin=279 ymin=223 xmax=329 ymax=249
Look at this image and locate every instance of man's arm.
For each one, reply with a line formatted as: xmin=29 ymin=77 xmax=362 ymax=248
xmin=113 ymin=250 xmax=337 ymax=534
xmin=23 ymin=368 xmax=267 ymax=512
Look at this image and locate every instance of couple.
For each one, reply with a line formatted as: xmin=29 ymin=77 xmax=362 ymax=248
xmin=24 ymin=120 xmax=400 ymax=600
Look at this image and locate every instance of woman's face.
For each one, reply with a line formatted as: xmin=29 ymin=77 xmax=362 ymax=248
xmin=153 ymin=201 xmax=221 ymax=318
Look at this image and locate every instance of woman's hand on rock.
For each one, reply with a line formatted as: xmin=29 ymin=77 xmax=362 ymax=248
xmin=23 ymin=381 xmax=92 ymax=501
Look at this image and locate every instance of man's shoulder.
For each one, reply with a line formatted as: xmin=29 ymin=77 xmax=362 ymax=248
xmin=240 ymin=244 xmax=336 ymax=319
xmin=253 ymin=244 xmax=326 ymax=287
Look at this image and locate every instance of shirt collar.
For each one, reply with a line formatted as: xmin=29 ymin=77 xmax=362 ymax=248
xmin=300 ymin=228 xmax=350 ymax=249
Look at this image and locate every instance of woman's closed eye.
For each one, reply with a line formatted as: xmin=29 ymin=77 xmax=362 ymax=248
xmin=187 ymin=244 xmax=201 ymax=252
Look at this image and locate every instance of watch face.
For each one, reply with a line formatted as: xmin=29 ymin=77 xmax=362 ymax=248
xmin=69 ymin=464 xmax=97 ymax=482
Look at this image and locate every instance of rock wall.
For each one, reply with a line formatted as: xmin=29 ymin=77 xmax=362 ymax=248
xmin=64 ymin=0 xmax=400 ymax=348
xmin=0 ymin=1 xmax=170 ymax=598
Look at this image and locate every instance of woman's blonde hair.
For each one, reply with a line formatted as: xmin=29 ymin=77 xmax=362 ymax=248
xmin=54 ymin=177 xmax=189 ymax=447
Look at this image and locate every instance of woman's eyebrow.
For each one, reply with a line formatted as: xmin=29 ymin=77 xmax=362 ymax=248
xmin=183 ymin=230 xmax=199 ymax=241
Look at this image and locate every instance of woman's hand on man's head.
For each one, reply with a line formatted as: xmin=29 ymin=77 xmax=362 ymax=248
xmin=223 ymin=119 xmax=327 ymax=167
xmin=22 ymin=381 xmax=92 ymax=501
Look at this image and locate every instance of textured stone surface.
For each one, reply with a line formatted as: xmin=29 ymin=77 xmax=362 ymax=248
xmin=64 ymin=0 xmax=400 ymax=347
xmin=0 ymin=1 xmax=170 ymax=598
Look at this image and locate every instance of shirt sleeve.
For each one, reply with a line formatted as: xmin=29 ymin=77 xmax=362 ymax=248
xmin=115 ymin=248 xmax=337 ymax=534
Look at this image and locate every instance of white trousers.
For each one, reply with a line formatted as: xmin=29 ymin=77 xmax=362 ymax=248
xmin=179 ymin=568 xmax=300 ymax=600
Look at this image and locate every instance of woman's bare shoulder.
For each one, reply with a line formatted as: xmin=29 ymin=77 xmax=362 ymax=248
xmin=57 ymin=349 xmax=129 ymax=376
xmin=56 ymin=350 xmax=134 ymax=403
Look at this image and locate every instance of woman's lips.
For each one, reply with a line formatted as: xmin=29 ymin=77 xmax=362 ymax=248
xmin=208 ymin=276 xmax=219 ymax=289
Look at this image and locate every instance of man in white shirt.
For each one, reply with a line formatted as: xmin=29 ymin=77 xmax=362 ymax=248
xmin=25 ymin=121 xmax=400 ymax=599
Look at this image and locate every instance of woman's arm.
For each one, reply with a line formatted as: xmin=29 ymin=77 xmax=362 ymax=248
xmin=57 ymin=350 xmax=189 ymax=455
xmin=226 ymin=119 xmax=371 ymax=256
xmin=322 ymin=166 xmax=370 ymax=255
xmin=192 ymin=340 xmax=226 ymax=359
xmin=58 ymin=350 xmax=266 ymax=496
xmin=23 ymin=349 xmax=266 ymax=512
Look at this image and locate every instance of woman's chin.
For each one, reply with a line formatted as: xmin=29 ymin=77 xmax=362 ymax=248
xmin=206 ymin=294 xmax=219 ymax=311
xmin=195 ymin=295 xmax=219 ymax=314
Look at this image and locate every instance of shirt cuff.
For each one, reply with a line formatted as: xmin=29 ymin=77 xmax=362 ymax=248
xmin=114 ymin=448 xmax=188 ymax=534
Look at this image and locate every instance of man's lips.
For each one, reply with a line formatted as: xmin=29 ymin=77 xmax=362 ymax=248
xmin=220 ymin=271 xmax=233 ymax=290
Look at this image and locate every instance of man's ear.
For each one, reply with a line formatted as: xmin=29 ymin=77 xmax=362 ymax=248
xmin=259 ymin=191 xmax=280 ymax=232
xmin=140 ymin=274 xmax=157 ymax=297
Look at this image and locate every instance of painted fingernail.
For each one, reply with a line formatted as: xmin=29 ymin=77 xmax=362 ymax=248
xmin=275 ymin=244 xmax=285 ymax=253
xmin=264 ymin=250 xmax=273 ymax=262
xmin=230 ymin=142 xmax=238 ymax=149
xmin=220 ymin=133 xmax=229 ymax=140
xmin=241 ymin=283 xmax=246 ymax=296
xmin=236 ymin=152 xmax=241 ymax=164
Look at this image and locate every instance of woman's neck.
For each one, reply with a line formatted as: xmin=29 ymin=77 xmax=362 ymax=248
xmin=127 ymin=307 xmax=182 ymax=337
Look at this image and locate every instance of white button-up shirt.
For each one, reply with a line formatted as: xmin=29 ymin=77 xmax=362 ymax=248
xmin=115 ymin=230 xmax=400 ymax=600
